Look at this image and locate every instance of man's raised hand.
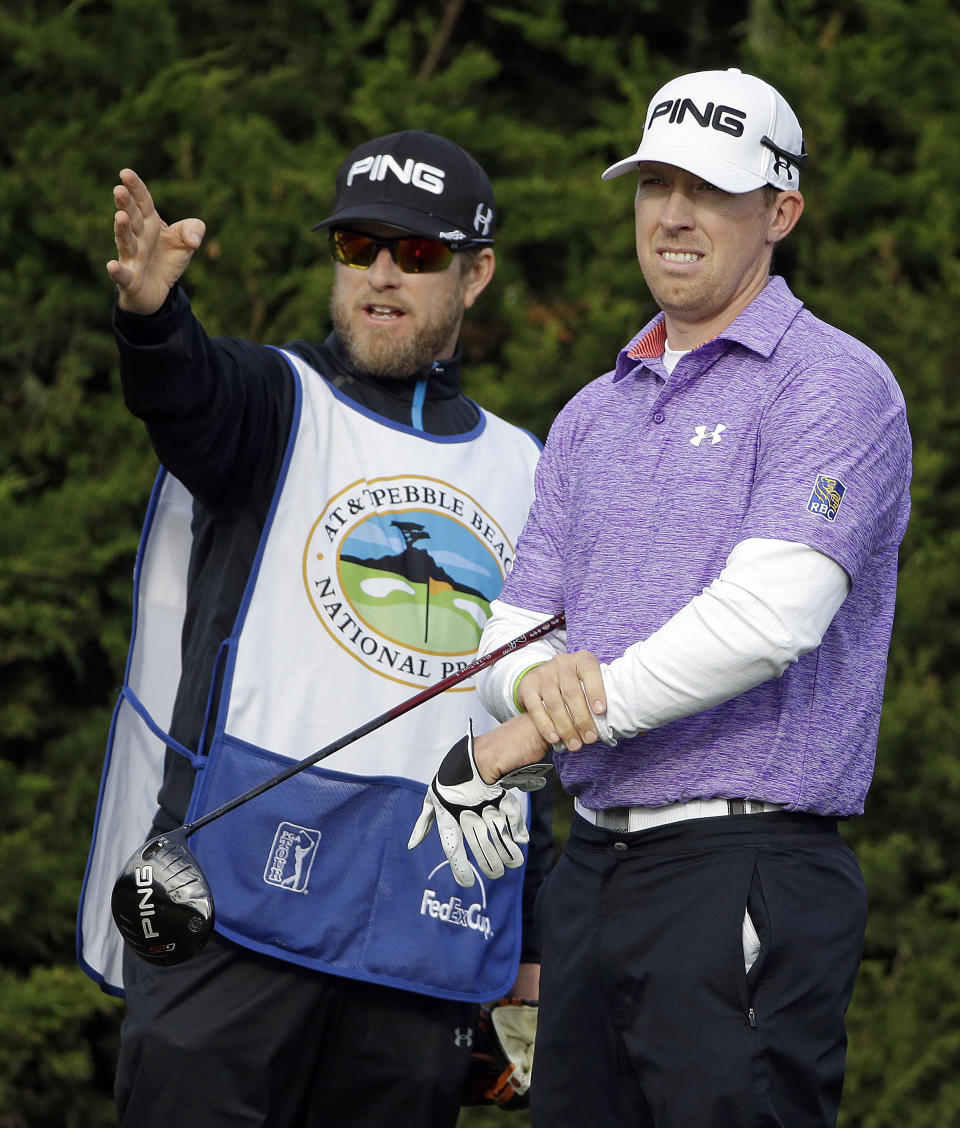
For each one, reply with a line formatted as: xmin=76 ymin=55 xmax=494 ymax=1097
xmin=106 ymin=169 xmax=205 ymax=315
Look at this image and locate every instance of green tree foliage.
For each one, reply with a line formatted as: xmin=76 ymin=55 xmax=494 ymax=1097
xmin=1 ymin=1 xmax=958 ymax=1123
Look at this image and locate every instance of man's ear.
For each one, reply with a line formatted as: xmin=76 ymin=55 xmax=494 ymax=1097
xmin=767 ymin=190 xmax=804 ymax=245
xmin=462 ymin=248 xmax=495 ymax=309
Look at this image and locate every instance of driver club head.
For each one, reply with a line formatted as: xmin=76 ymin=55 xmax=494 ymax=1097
xmin=111 ymin=828 xmax=215 ymax=965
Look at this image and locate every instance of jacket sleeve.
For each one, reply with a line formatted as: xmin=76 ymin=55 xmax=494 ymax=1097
xmin=114 ymin=285 xmax=295 ymax=512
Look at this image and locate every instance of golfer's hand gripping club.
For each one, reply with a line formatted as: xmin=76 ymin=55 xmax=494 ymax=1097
xmin=407 ymin=725 xmax=552 ymax=887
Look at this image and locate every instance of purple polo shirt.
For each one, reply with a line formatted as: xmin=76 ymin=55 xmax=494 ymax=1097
xmin=499 ymin=276 xmax=912 ymax=815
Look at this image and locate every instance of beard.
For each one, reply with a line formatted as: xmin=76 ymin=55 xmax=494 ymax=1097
xmin=330 ymin=272 xmax=469 ymax=379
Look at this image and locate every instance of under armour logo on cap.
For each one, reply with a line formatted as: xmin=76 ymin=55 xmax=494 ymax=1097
xmin=602 ymin=68 xmax=807 ymax=193
xmin=474 ymin=204 xmax=494 ymax=237
xmin=312 ymin=129 xmax=496 ymax=245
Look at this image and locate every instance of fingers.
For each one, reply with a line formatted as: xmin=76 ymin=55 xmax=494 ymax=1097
xmin=578 ymin=652 xmax=607 ymax=715
xmin=107 ymin=168 xmax=206 ymax=315
xmin=408 ymin=788 xmax=526 ymax=886
xmin=112 ymin=175 xmax=204 ymax=257
xmin=406 ymin=798 xmax=435 ymax=851
xmin=112 ymin=197 xmax=144 ymax=288
xmin=461 ymin=812 xmax=505 ymax=879
xmin=435 ymin=807 xmax=476 ymax=888
xmin=462 ymin=809 xmax=525 ymax=879
xmin=177 ymin=217 xmax=206 ymax=250
xmin=112 ymin=171 xmax=152 ymax=258
xmin=487 ymin=805 xmax=526 ymax=865
xmin=500 ymin=793 xmax=530 ymax=846
xmin=117 ymin=168 xmax=156 ymax=228
xmin=407 ymin=797 xmax=474 ymax=886
xmin=105 ymin=258 xmax=132 ymax=289
xmin=516 ymin=651 xmax=605 ymax=751
xmin=108 ymin=171 xmax=153 ymax=300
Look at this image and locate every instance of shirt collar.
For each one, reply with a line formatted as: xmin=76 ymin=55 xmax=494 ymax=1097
xmin=613 ymin=276 xmax=805 ymax=382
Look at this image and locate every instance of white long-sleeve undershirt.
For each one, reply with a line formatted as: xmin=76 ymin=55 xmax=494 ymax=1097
xmin=476 ymin=538 xmax=850 ymax=742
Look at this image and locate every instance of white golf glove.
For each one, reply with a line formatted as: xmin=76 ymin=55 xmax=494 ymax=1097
xmin=407 ymin=725 xmax=552 ymax=888
xmin=463 ymin=997 xmax=539 ymax=1109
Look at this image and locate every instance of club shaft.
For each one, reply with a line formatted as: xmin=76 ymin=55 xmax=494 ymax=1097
xmin=184 ymin=611 xmax=565 ymax=837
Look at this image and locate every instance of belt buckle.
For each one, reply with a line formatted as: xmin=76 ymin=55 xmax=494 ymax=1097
xmin=600 ymin=806 xmax=631 ymax=832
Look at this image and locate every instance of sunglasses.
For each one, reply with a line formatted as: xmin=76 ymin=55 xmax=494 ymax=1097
xmin=329 ymin=229 xmax=460 ymax=274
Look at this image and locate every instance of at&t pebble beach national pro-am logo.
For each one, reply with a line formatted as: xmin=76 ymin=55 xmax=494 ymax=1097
xmin=303 ymin=476 xmax=516 ymax=688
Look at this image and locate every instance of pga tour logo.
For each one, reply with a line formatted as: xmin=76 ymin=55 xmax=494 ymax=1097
xmin=263 ymin=822 xmax=321 ymax=893
xmin=419 ymin=863 xmax=493 ymax=940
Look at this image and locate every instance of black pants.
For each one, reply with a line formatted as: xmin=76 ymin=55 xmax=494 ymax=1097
xmin=531 ymin=812 xmax=867 ymax=1128
xmin=115 ymin=931 xmax=477 ymax=1127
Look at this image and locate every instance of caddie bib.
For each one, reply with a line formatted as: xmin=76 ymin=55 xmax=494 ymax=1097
xmin=79 ymin=350 xmax=541 ymax=1001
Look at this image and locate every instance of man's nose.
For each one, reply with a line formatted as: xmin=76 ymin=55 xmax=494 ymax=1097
xmin=659 ymin=189 xmax=696 ymax=230
xmin=366 ymin=246 xmax=403 ymax=286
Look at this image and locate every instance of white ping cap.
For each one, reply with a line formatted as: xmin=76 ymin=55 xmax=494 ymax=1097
xmin=602 ymin=68 xmax=806 ymax=193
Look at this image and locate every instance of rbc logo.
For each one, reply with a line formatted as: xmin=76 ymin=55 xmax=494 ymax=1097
xmin=807 ymin=475 xmax=846 ymax=522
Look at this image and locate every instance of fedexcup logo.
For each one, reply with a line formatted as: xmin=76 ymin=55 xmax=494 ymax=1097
xmin=303 ymin=476 xmax=516 ymax=688
xmin=419 ymin=862 xmax=494 ymax=941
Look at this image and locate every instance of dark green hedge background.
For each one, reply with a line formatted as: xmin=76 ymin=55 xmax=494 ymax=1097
xmin=2 ymin=2 xmax=958 ymax=1124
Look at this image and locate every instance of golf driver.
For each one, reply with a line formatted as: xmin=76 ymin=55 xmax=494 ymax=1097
xmin=112 ymin=611 xmax=566 ymax=965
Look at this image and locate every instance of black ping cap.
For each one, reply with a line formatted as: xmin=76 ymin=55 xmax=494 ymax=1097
xmin=312 ymin=129 xmax=496 ymax=245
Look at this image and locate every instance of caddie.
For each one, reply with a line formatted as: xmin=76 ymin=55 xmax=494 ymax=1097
xmin=78 ymin=129 xmax=551 ymax=1128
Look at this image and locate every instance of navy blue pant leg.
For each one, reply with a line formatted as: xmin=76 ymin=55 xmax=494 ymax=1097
xmin=531 ymin=813 xmax=867 ymax=1128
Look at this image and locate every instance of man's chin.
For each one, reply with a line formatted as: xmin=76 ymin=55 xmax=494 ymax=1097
xmin=345 ymin=333 xmax=425 ymax=379
xmin=331 ymin=288 xmax=464 ymax=379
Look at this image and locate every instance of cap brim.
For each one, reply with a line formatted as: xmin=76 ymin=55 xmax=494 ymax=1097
xmin=311 ymin=202 xmax=486 ymax=242
xmin=601 ymin=145 xmax=767 ymax=193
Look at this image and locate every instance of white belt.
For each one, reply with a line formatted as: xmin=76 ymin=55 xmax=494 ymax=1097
xmin=574 ymin=796 xmax=784 ymax=833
